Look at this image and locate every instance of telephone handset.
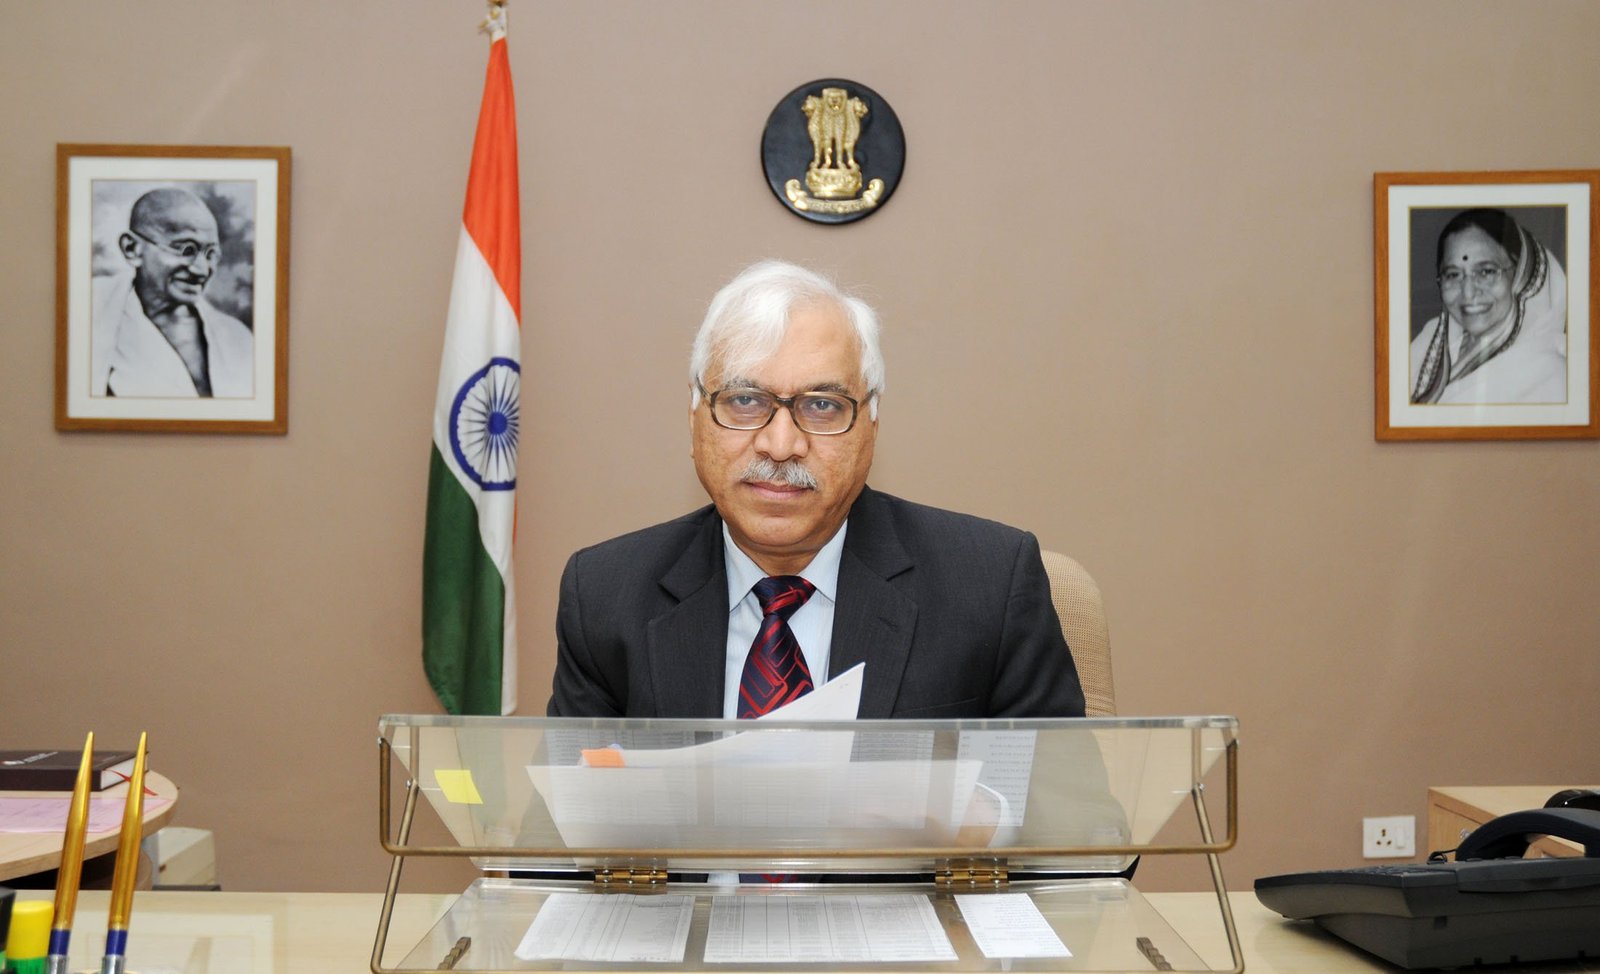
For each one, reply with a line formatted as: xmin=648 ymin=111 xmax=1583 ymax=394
xmin=1453 ymin=806 xmax=1600 ymax=860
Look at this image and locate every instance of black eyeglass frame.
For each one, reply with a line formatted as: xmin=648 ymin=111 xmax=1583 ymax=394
xmin=698 ymin=383 xmax=866 ymax=435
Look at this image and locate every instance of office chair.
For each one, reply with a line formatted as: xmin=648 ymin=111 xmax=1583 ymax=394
xmin=1039 ymin=550 xmax=1116 ymax=717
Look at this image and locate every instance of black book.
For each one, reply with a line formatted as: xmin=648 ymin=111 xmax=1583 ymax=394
xmin=0 ymin=750 xmax=137 ymax=792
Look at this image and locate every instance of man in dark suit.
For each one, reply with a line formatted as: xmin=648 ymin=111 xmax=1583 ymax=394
xmin=547 ymin=260 xmax=1084 ymax=720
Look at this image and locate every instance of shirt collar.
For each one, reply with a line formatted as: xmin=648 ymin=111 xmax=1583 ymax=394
xmin=722 ymin=519 xmax=847 ymax=610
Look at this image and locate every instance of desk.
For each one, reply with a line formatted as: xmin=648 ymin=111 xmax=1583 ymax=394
xmin=1427 ymin=784 xmax=1598 ymax=859
xmin=0 ymin=771 xmax=179 ymax=881
xmin=10 ymin=888 xmax=1597 ymax=973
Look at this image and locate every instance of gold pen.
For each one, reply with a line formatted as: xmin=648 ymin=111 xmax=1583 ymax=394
xmin=99 ymin=733 xmax=146 ymax=974
xmin=45 ymin=732 xmax=94 ymax=974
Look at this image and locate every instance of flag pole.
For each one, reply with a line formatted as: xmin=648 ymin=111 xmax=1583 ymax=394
xmin=422 ymin=0 xmax=522 ymax=716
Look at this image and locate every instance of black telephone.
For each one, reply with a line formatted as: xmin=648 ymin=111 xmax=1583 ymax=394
xmin=1255 ymin=806 xmax=1600 ymax=969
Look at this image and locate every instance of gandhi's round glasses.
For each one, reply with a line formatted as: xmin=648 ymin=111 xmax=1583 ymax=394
xmin=130 ymin=228 xmax=220 ymax=264
xmin=1438 ymin=263 xmax=1510 ymax=291
xmin=702 ymin=385 xmax=861 ymax=435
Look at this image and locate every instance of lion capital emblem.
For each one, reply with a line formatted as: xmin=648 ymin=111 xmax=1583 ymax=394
xmin=802 ymin=87 xmax=869 ymax=198
xmin=765 ymin=79 xmax=902 ymax=223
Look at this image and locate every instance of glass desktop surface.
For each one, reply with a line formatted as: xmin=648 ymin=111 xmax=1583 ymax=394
xmin=394 ymin=876 xmax=1207 ymax=972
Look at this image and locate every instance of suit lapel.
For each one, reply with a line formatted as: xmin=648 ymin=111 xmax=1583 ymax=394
xmin=646 ymin=511 xmax=729 ymax=718
xmin=830 ymin=488 xmax=917 ymax=719
xmin=645 ymin=490 xmax=919 ymax=719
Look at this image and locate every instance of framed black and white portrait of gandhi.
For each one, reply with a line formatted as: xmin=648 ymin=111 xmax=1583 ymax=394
xmin=1375 ymin=170 xmax=1600 ymax=441
xmin=56 ymin=144 xmax=291 ymax=433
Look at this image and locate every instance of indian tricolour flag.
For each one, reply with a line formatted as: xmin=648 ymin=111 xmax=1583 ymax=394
xmin=423 ymin=13 xmax=521 ymax=716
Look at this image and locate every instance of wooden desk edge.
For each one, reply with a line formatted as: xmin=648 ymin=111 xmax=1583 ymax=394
xmin=0 ymin=771 xmax=180 ymax=881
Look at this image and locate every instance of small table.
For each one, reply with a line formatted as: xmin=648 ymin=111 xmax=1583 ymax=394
xmin=1427 ymin=784 xmax=1598 ymax=859
xmin=0 ymin=771 xmax=179 ymax=882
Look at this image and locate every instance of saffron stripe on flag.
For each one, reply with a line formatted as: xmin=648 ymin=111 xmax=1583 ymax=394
xmin=463 ymin=37 xmax=520 ymax=319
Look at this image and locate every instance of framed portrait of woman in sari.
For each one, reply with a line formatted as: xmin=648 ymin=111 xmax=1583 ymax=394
xmin=1375 ymin=170 xmax=1600 ymax=441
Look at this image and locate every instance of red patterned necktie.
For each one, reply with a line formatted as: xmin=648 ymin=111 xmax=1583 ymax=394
xmin=736 ymin=575 xmax=817 ymax=719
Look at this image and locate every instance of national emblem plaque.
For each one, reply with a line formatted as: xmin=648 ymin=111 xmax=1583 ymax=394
xmin=761 ymin=78 xmax=905 ymax=225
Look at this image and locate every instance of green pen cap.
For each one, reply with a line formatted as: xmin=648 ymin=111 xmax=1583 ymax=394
xmin=0 ymin=885 xmax=13 ymax=967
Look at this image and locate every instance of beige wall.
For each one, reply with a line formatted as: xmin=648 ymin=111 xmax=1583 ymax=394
xmin=2 ymin=1 xmax=1598 ymax=894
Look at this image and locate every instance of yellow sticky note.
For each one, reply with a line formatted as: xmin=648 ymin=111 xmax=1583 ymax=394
xmin=434 ymin=769 xmax=483 ymax=804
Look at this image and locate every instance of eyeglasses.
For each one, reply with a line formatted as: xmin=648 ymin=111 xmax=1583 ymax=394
xmin=701 ymin=384 xmax=863 ymax=435
xmin=130 ymin=228 xmax=220 ymax=264
xmin=1438 ymin=263 xmax=1511 ymax=291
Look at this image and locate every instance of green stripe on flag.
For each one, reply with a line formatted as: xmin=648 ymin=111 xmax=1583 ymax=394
xmin=422 ymin=446 xmax=506 ymax=715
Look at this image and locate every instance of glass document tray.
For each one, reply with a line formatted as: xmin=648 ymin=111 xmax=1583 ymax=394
xmin=374 ymin=715 xmax=1240 ymax=973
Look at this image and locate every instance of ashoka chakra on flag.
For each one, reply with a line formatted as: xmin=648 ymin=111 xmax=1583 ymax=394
xmin=449 ymin=356 xmax=520 ymax=490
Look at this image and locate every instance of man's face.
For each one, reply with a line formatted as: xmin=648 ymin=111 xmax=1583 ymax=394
xmin=1439 ymin=226 xmax=1516 ymax=338
xmin=121 ymin=195 xmax=221 ymax=313
xmin=691 ymin=302 xmax=877 ymax=576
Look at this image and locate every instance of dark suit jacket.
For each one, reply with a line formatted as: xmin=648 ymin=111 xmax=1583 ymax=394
xmin=546 ymin=486 xmax=1085 ymax=719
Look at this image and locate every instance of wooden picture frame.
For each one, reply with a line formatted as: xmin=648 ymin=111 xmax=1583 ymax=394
xmin=56 ymin=144 xmax=291 ymax=433
xmin=1374 ymin=170 xmax=1600 ymax=441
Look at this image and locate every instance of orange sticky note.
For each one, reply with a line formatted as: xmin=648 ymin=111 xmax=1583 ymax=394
xmin=581 ymin=748 xmax=626 ymax=768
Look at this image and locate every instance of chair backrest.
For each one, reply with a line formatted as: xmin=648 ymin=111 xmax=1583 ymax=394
xmin=1039 ymin=549 xmax=1116 ymax=717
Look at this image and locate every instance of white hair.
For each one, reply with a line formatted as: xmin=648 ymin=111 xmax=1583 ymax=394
xmin=689 ymin=260 xmax=884 ymax=418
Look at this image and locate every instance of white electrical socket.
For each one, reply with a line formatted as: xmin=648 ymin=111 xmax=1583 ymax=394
xmin=1363 ymin=815 xmax=1416 ymax=858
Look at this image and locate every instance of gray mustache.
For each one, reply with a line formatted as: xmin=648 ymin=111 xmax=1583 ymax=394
xmin=739 ymin=457 xmax=818 ymax=490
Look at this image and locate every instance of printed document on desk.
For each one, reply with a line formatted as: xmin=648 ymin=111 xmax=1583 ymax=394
xmin=525 ymin=664 xmax=991 ymax=846
xmin=515 ymin=892 xmax=694 ymax=963
xmin=704 ymin=893 xmax=957 ymax=964
xmin=525 ymin=667 xmax=861 ymax=847
xmin=956 ymin=893 xmax=1072 ymax=959
xmin=513 ymin=890 xmax=959 ymax=965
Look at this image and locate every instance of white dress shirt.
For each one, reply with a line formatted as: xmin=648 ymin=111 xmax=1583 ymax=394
xmin=719 ymin=521 xmax=847 ymax=719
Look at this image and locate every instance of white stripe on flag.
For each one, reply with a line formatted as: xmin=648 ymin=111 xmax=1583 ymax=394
xmin=432 ymin=225 xmax=520 ymax=581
